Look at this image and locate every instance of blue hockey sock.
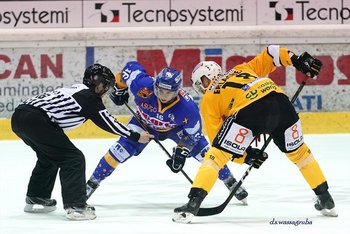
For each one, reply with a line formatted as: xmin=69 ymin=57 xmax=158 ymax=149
xmin=218 ymin=164 xmax=232 ymax=181
xmin=92 ymin=157 xmax=117 ymax=182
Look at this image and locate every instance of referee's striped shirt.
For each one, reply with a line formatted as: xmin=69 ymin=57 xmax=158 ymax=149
xmin=21 ymin=84 xmax=138 ymax=140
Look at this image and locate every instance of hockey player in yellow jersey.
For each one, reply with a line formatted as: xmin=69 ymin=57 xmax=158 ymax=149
xmin=173 ymin=45 xmax=337 ymax=223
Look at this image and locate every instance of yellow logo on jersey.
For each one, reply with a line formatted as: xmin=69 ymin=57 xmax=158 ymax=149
xmin=137 ymin=88 xmax=153 ymax=98
xmin=183 ymin=117 xmax=189 ymax=124
xmin=245 ymin=90 xmax=258 ymax=100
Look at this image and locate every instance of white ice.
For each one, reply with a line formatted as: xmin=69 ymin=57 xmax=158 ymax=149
xmin=1 ymin=134 xmax=349 ymax=234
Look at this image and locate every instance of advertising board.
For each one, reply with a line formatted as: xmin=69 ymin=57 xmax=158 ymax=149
xmin=1 ymin=44 xmax=349 ymax=118
xmin=1 ymin=0 xmax=349 ymax=28
xmin=0 ymin=1 xmax=82 ymax=28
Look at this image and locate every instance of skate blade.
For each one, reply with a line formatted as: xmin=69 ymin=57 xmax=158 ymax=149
xmin=24 ymin=204 xmax=56 ymax=213
xmin=320 ymin=208 xmax=338 ymax=217
xmin=172 ymin=212 xmax=194 ymax=224
xmin=66 ymin=211 xmax=97 ymax=221
xmin=239 ymin=198 xmax=248 ymax=206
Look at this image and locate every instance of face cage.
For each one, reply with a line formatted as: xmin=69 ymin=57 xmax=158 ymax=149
xmin=93 ymin=74 xmax=114 ymax=92
xmin=191 ymin=80 xmax=206 ymax=96
xmin=154 ymin=85 xmax=178 ymax=103
xmin=101 ymin=78 xmax=114 ymax=92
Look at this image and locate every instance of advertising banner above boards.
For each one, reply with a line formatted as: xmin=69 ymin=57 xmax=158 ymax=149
xmin=0 ymin=1 xmax=82 ymax=28
xmin=0 ymin=0 xmax=349 ymax=28
xmin=0 ymin=44 xmax=349 ymax=118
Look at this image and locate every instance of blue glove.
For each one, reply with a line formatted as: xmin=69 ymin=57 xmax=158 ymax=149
xmin=109 ymin=86 xmax=129 ymax=106
xmin=166 ymin=146 xmax=190 ymax=173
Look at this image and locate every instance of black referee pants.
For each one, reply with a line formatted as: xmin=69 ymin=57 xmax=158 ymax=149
xmin=11 ymin=105 xmax=87 ymax=208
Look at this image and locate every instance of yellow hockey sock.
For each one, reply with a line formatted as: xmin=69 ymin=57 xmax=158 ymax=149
xmin=104 ymin=151 xmax=119 ymax=168
xmin=192 ymin=162 xmax=219 ymax=193
xmin=192 ymin=147 xmax=232 ymax=192
xmin=286 ymin=143 xmax=326 ymax=189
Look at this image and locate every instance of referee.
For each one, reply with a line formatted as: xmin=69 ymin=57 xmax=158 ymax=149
xmin=11 ymin=63 xmax=153 ymax=220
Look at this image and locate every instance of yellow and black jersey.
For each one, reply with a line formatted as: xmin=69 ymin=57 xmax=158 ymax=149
xmin=201 ymin=45 xmax=294 ymax=143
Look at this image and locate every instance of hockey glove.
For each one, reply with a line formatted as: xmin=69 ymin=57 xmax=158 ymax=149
xmin=291 ymin=52 xmax=322 ymax=78
xmin=109 ymin=85 xmax=129 ymax=106
xmin=244 ymin=146 xmax=268 ymax=169
xmin=166 ymin=146 xmax=190 ymax=173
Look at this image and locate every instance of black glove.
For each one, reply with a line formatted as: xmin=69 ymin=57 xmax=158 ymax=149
xmin=244 ymin=146 xmax=268 ymax=169
xmin=109 ymin=85 xmax=129 ymax=106
xmin=166 ymin=146 xmax=190 ymax=173
xmin=291 ymin=52 xmax=322 ymax=78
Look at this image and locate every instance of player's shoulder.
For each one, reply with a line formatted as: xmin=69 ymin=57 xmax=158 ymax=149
xmin=122 ymin=61 xmax=148 ymax=81
xmin=123 ymin=61 xmax=145 ymax=72
xmin=178 ymin=89 xmax=195 ymax=104
xmin=72 ymin=84 xmax=101 ymax=104
xmin=61 ymin=84 xmax=89 ymax=97
xmin=176 ymin=89 xmax=199 ymax=112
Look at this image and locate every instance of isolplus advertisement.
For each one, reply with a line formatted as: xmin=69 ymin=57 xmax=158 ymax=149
xmin=259 ymin=0 xmax=350 ymax=25
xmin=1 ymin=44 xmax=350 ymax=117
xmin=0 ymin=1 xmax=82 ymax=28
xmin=83 ymin=0 xmax=255 ymax=27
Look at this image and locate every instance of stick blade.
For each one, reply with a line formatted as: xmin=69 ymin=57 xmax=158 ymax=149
xmin=196 ymin=206 xmax=223 ymax=216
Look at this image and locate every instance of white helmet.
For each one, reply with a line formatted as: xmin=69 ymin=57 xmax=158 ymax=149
xmin=191 ymin=61 xmax=222 ymax=96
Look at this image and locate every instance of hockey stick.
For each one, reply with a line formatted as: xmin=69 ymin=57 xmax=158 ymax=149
xmin=124 ymin=102 xmax=194 ymax=184
xmin=196 ymin=80 xmax=307 ymax=216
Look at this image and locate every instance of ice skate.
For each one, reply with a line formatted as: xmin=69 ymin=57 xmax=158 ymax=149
xmin=224 ymin=176 xmax=248 ymax=205
xmin=173 ymin=210 xmax=194 ymax=224
xmin=65 ymin=204 xmax=96 ymax=220
xmin=173 ymin=188 xmax=207 ymax=224
xmin=314 ymin=191 xmax=338 ymax=217
xmin=24 ymin=196 xmax=57 ymax=213
xmin=86 ymin=178 xmax=100 ymax=200
xmin=173 ymin=197 xmax=202 ymax=224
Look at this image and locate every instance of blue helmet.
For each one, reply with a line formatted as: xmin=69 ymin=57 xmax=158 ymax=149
xmin=154 ymin=67 xmax=182 ymax=91
xmin=154 ymin=67 xmax=182 ymax=103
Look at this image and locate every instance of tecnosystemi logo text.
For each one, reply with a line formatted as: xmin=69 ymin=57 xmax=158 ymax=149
xmin=121 ymin=2 xmax=244 ymax=24
xmin=0 ymin=7 xmax=69 ymax=27
xmin=270 ymin=0 xmax=350 ymax=22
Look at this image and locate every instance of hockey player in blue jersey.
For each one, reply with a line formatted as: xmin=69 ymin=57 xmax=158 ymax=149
xmin=86 ymin=61 xmax=248 ymax=203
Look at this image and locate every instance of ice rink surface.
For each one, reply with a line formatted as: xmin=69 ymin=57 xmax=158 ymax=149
xmin=0 ymin=134 xmax=349 ymax=234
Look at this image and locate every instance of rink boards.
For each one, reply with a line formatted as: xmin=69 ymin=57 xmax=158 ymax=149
xmin=1 ymin=112 xmax=349 ymax=140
